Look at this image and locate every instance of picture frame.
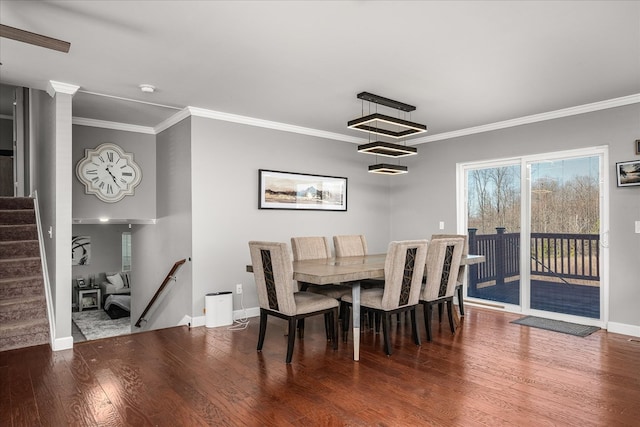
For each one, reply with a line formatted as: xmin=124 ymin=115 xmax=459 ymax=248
xmin=258 ymin=169 xmax=347 ymax=211
xmin=616 ymin=160 xmax=640 ymax=187
xmin=71 ymin=235 xmax=91 ymax=265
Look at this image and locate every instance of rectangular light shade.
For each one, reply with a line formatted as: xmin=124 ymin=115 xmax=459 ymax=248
xmin=368 ymin=164 xmax=409 ymax=175
xmin=357 ymin=141 xmax=417 ymax=158
xmin=348 ymin=113 xmax=427 ymax=139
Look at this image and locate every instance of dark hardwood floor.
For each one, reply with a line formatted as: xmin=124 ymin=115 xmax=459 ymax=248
xmin=1 ymin=307 xmax=639 ymax=426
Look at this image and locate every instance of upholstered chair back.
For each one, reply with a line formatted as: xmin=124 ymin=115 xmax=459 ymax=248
xmin=431 ymin=234 xmax=469 ymax=283
xmin=421 ymin=237 xmax=465 ymax=302
xmin=333 ymin=235 xmax=368 ymax=257
xmin=380 ymin=240 xmax=428 ymax=311
xmin=249 ymin=241 xmax=297 ymax=316
xmin=291 ymin=236 xmax=332 ymax=261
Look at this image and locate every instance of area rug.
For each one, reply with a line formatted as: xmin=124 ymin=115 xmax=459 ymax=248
xmin=511 ymin=316 xmax=600 ymax=337
xmin=72 ymin=310 xmax=131 ymax=341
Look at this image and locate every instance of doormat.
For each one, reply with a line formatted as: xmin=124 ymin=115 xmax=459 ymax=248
xmin=511 ymin=316 xmax=600 ymax=337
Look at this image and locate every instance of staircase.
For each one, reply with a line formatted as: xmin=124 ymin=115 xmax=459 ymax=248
xmin=0 ymin=197 xmax=50 ymax=352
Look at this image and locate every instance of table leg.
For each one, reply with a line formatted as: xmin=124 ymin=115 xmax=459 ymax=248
xmin=351 ymin=282 xmax=361 ymax=361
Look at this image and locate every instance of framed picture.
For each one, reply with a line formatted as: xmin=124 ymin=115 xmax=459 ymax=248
xmin=259 ymin=169 xmax=347 ymax=211
xmin=616 ymin=160 xmax=640 ymax=187
xmin=636 ymin=139 xmax=640 ymax=155
xmin=71 ymin=235 xmax=91 ymax=265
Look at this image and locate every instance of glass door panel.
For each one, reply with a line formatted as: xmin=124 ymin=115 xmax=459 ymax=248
xmin=528 ymin=156 xmax=601 ymax=318
xmin=465 ymin=164 xmax=521 ymax=307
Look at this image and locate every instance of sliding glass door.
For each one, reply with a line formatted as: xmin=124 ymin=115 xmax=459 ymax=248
xmin=460 ymin=147 xmax=607 ymax=324
xmin=526 ymin=155 xmax=602 ymax=319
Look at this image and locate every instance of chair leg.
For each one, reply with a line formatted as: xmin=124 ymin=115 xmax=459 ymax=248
xmin=341 ymin=301 xmax=350 ymax=342
xmin=324 ymin=313 xmax=331 ymax=341
xmin=257 ymin=309 xmax=268 ymax=351
xmin=286 ymin=318 xmax=297 ymax=363
xmin=438 ymin=302 xmax=444 ymax=323
xmin=423 ymin=303 xmax=433 ymax=342
xmin=447 ymin=300 xmax=456 ymax=334
xmin=410 ymin=308 xmax=421 ymax=346
xmin=332 ymin=308 xmax=339 ymax=350
xmin=382 ymin=312 xmax=392 ymax=356
xmin=297 ymin=318 xmax=305 ymax=339
xmin=457 ymin=285 xmax=465 ymax=316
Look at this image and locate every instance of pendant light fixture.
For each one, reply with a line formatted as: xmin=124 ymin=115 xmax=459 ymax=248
xmin=368 ymin=164 xmax=409 ymax=175
xmin=349 ymin=92 xmax=426 ymax=174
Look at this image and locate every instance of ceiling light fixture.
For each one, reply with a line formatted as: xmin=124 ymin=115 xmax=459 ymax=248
xmin=350 ymin=91 xmax=426 ymax=175
xmin=357 ymin=141 xmax=417 ymax=158
xmin=368 ymin=164 xmax=409 ymax=175
xmin=139 ymin=84 xmax=155 ymax=93
xmin=348 ymin=92 xmax=427 ymax=139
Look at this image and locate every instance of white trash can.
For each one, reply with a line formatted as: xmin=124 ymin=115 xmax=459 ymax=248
xmin=205 ymin=291 xmax=233 ymax=328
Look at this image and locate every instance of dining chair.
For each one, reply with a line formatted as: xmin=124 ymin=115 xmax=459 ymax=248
xmin=419 ymin=236 xmax=465 ymax=342
xmin=290 ymin=236 xmax=352 ymax=299
xmin=431 ymin=233 xmax=469 ymax=317
xmin=341 ymin=240 xmax=428 ymax=356
xmin=333 ymin=234 xmax=385 ymax=289
xmin=291 ymin=236 xmax=352 ymax=338
xmin=248 ymin=241 xmax=339 ymax=363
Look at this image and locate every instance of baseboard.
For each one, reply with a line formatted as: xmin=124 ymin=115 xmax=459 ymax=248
xmin=188 ymin=306 xmax=260 ymax=328
xmin=607 ymin=321 xmax=640 ymax=338
xmin=53 ymin=336 xmax=73 ymax=351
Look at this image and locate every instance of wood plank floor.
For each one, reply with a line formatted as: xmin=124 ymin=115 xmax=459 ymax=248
xmin=1 ymin=307 xmax=639 ymax=426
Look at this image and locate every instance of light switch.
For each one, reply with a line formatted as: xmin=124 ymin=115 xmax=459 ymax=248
xmin=439 ymin=221 xmax=445 ymax=230
xmin=635 ymin=221 xmax=640 ymax=234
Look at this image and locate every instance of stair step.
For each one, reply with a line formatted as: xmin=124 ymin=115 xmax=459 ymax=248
xmin=0 ymin=295 xmax=47 ymax=322
xmin=0 ymin=224 xmax=38 ymax=242
xmin=0 ymin=279 xmax=44 ymax=299
xmin=0 ymin=197 xmax=35 ymax=210
xmin=0 ymin=257 xmax=42 ymax=279
xmin=0 ymin=317 xmax=49 ymax=352
xmin=0 ymin=240 xmax=40 ymax=259
xmin=0 ymin=209 xmax=36 ymax=225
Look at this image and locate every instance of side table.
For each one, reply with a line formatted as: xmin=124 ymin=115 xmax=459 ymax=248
xmin=78 ymin=288 xmax=101 ymax=311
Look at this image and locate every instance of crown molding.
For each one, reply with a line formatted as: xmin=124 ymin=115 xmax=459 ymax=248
xmin=70 ymin=93 xmax=639 ymax=143
xmin=46 ymin=80 xmax=80 ymax=98
xmin=154 ymin=107 xmax=192 ymax=134
xmin=187 ymin=106 xmax=365 ymax=143
xmin=411 ymin=93 xmax=640 ymax=145
xmin=72 ymin=117 xmax=155 ymax=134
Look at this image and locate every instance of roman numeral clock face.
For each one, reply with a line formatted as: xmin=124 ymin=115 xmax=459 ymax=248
xmin=76 ymin=143 xmax=142 ymax=203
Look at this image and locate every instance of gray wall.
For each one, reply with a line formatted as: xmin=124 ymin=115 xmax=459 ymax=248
xmin=71 ymin=224 xmax=130 ymax=282
xmin=72 ymin=125 xmax=156 ymax=221
xmin=31 ymin=88 xmax=74 ymax=343
xmin=393 ymin=104 xmax=640 ymax=329
xmin=132 ymin=117 xmax=193 ymax=330
xmin=190 ymin=116 xmax=392 ymax=315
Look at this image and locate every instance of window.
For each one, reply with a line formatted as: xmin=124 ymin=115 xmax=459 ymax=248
xmin=122 ymin=232 xmax=131 ymax=272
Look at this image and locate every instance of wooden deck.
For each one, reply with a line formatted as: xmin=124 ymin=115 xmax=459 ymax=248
xmin=1 ymin=307 xmax=639 ymax=426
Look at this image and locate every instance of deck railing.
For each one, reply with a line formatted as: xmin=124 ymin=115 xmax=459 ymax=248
xmin=468 ymin=228 xmax=600 ymax=291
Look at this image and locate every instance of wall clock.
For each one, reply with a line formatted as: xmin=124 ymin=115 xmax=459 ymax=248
xmin=75 ymin=143 xmax=142 ymax=203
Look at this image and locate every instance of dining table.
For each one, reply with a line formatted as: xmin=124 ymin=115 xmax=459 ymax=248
xmin=247 ymin=253 xmax=485 ymax=361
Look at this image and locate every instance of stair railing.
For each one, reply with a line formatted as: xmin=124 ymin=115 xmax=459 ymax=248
xmin=135 ymin=259 xmax=187 ymax=328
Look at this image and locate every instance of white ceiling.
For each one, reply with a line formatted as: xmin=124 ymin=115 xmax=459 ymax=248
xmin=1 ymin=1 xmax=638 ymax=142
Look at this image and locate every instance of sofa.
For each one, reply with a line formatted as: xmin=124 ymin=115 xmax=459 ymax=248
xmin=97 ymin=272 xmax=131 ymax=319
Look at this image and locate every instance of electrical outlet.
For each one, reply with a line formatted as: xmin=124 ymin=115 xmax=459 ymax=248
xmin=439 ymin=221 xmax=445 ymax=230
xmin=236 ymin=283 xmax=243 ymax=294
xmin=636 ymin=221 xmax=640 ymax=234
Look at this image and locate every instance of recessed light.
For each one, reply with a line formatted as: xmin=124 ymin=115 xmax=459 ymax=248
xmin=99 ymin=217 xmax=109 ymax=222
xmin=139 ymin=84 xmax=155 ymax=93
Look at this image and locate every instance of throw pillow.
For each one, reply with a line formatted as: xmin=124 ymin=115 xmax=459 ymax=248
xmin=107 ymin=273 xmax=124 ymax=289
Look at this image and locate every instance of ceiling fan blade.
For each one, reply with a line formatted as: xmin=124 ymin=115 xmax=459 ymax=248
xmin=0 ymin=24 xmax=70 ymax=53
